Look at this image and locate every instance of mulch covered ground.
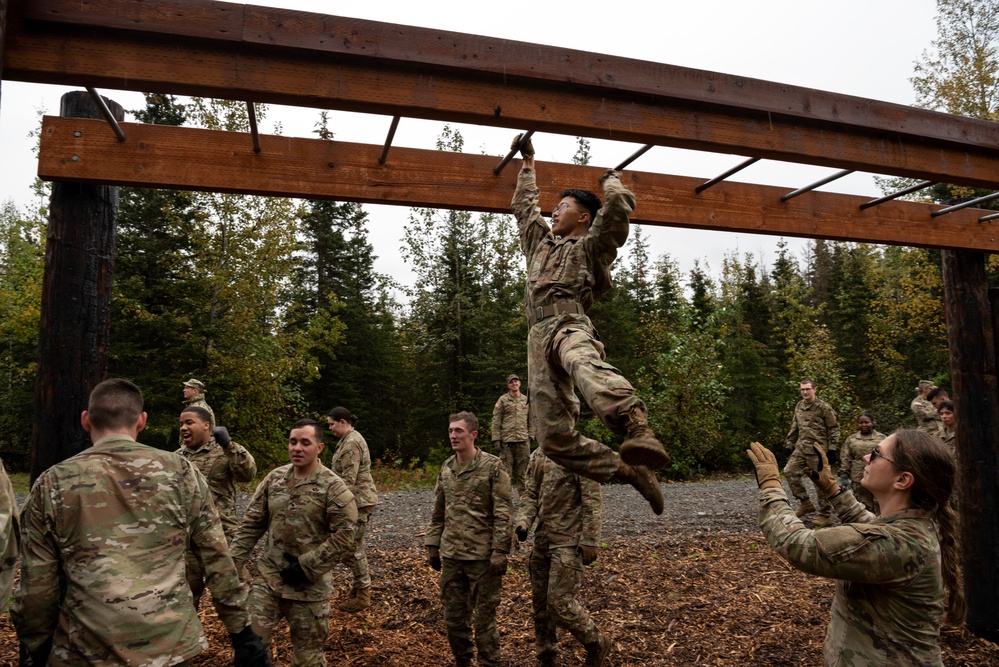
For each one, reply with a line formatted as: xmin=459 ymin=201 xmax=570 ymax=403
xmin=4 ymin=531 xmax=987 ymax=666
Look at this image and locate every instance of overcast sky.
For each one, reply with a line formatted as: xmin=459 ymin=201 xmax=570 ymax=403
xmin=0 ymin=0 xmax=940 ymax=290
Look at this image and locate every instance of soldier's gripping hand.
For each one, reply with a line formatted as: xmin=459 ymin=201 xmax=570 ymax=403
xmin=230 ymin=626 xmax=272 ymax=667
xmin=578 ymin=544 xmax=599 ymax=567
xmin=279 ymin=552 xmax=309 ymax=586
xmin=511 ymin=132 xmax=535 ymax=158
xmin=836 ymin=472 xmax=852 ymax=492
xmin=599 ymin=169 xmax=621 ymax=185
xmin=746 ymin=442 xmax=782 ymax=490
xmin=825 ymin=449 xmax=840 ymax=467
xmin=426 ymin=546 xmax=442 ymax=572
xmin=514 ymin=521 xmax=529 ymax=542
xmin=214 ymin=426 xmax=233 ymax=448
xmin=489 ymin=551 xmax=508 ymax=577
xmin=803 ymin=444 xmax=842 ymax=499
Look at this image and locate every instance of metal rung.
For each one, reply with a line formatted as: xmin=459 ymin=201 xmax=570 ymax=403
xmin=494 ymin=130 xmax=535 ymax=175
xmin=379 ymin=116 xmax=401 ymax=165
xmin=931 ymin=191 xmax=999 ymax=217
xmin=695 ymin=157 xmax=760 ymax=193
xmin=859 ymin=180 xmax=936 ymax=210
xmin=781 ymin=169 xmax=854 ymax=202
xmin=246 ymin=102 xmax=261 ymax=154
xmin=614 ymin=144 xmax=653 ymax=171
xmin=85 ymin=87 xmax=125 ymax=142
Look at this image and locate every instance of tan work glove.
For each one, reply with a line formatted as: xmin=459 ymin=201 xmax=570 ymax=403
xmin=577 ymin=544 xmax=599 ymax=566
xmin=804 ymin=444 xmax=842 ymax=498
xmin=489 ymin=551 xmax=508 ymax=577
xmin=746 ymin=442 xmax=782 ymax=490
xmin=511 ymin=133 xmax=535 ymax=158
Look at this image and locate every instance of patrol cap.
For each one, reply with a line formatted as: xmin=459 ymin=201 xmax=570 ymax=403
xmin=915 ymin=379 xmax=937 ymax=391
xmin=183 ymin=378 xmax=205 ymax=391
xmin=506 ymin=374 xmax=520 ymax=383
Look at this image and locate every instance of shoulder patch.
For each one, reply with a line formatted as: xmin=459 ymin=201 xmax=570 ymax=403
xmin=331 ymin=488 xmax=355 ymax=508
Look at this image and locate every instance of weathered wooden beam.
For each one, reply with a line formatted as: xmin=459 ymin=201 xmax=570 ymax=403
xmin=38 ymin=116 xmax=999 ymax=252
xmin=7 ymin=0 xmax=999 ymax=189
xmin=32 ymin=93 xmax=122 ymax=482
xmin=941 ymin=252 xmax=999 ymax=642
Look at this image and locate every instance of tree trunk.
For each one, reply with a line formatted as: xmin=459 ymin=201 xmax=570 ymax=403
xmin=941 ymin=249 xmax=999 ymax=642
xmin=31 ymin=91 xmax=123 ymax=482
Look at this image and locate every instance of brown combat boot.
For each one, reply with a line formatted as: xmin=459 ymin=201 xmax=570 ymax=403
xmin=812 ymin=515 xmax=832 ymax=528
xmin=536 ymin=652 xmax=558 ymax=667
xmin=337 ymin=586 xmax=371 ymax=612
xmin=795 ymin=499 xmax=816 ymax=518
xmin=583 ymin=634 xmax=612 ymax=667
xmin=620 ymin=407 xmax=671 ymax=471
xmin=614 ymin=463 xmax=664 ymax=515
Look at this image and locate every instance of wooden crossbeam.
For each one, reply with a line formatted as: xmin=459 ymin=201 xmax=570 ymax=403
xmin=38 ymin=116 xmax=999 ymax=252
xmin=6 ymin=0 xmax=999 ymax=190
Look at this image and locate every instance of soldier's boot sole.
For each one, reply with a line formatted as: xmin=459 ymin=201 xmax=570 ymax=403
xmin=583 ymin=634 xmax=612 ymax=667
xmin=337 ymin=586 xmax=371 ymax=613
xmin=616 ymin=463 xmax=664 ymax=515
xmin=794 ymin=500 xmax=816 ymax=518
xmin=620 ymin=437 xmax=671 ymax=471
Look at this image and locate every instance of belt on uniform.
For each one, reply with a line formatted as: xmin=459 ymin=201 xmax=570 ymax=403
xmin=528 ymin=300 xmax=584 ymax=327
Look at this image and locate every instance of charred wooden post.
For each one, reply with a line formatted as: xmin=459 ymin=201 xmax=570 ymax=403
xmin=941 ymin=250 xmax=999 ymax=642
xmin=31 ymin=91 xmax=123 ymax=482
xmin=0 ymin=0 xmax=8 ymax=106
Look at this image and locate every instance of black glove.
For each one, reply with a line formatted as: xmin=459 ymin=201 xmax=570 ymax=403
xmin=19 ymin=639 xmax=52 ymax=667
xmin=515 ymin=523 xmax=528 ymax=542
xmin=213 ymin=426 xmax=232 ymax=448
xmin=427 ymin=546 xmax=442 ymax=571
xmin=825 ymin=449 xmax=839 ymax=467
xmin=280 ymin=552 xmax=308 ymax=586
xmin=230 ymin=626 xmax=272 ymax=667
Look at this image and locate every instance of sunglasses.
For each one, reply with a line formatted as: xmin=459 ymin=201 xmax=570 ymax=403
xmin=870 ymin=443 xmax=895 ymax=465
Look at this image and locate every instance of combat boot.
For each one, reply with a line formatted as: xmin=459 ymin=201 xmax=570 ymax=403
xmin=619 ymin=407 xmax=671 ymax=471
xmin=614 ymin=463 xmax=664 ymax=515
xmin=536 ymin=652 xmax=558 ymax=667
xmin=338 ymin=586 xmax=371 ymax=612
xmin=583 ymin=634 xmax=612 ymax=667
xmin=812 ymin=515 xmax=832 ymax=528
xmin=795 ymin=499 xmax=816 ymax=518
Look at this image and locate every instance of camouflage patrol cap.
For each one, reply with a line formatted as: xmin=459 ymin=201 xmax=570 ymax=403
xmin=183 ymin=378 xmax=205 ymax=391
xmin=506 ymin=374 xmax=520 ymax=383
xmin=915 ymin=380 xmax=937 ymax=391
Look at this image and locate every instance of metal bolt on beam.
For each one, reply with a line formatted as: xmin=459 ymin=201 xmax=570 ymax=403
xmin=695 ymin=157 xmax=760 ymax=194
xmin=931 ymin=191 xmax=999 ymax=217
xmin=780 ymin=169 xmax=854 ymax=202
xmin=246 ymin=102 xmax=261 ymax=154
xmin=379 ymin=116 xmax=401 ymax=165
xmin=614 ymin=144 xmax=654 ymax=171
xmin=859 ymin=180 xmax=936 ymax=210
xmin=85 ymin=87 xmax=126 ymax=142
xmin=494 ymin=130 xmax=535 ymax=175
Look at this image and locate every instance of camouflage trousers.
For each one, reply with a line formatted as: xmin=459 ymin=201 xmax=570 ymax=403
xmin=499 ymin=440 xmax=530 ymax=491
xmin=528 ymin=314 xmax=643 ymax=483
xmin=784 ymin=446 xmax=832 ymax=517
xmin=530 ymin=546 xmax=600 ymax=660
xmin=248 ymin=581 xmax=330 ymax=667
xmin=439 ymin=558 xmax=504 ymax=667
xmin=340 ymin=506 xmax=374 ymax=589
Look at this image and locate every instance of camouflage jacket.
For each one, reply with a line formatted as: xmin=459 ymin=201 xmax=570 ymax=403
xmin=11 ymin=434 xmax=249 ymax=664
xmin=785 ymin=398 xmax=841 ymax=452
xmin=178 ymin=435 xmax=256 ymax=538
xmin=0 ymin=458 xmax=18 ymax=614
xmin=182 ymin=393 xmax=216 ymax=427
xmin=911 ymin=396 xmax=942 ymax=434
xmin=940 ymin=427 xmax=955 ymax=452
xmin=839 ymin=430 xmax=887 ymax=481
xmin=425 ymin=449 xmax=513 ymax=560
xmin=516 ymin=448 xmax=601 ymax=550
xmin=491 ymin=391 xmax=534 ymax=443
xmin=330 ymin=429 xmax=378 ymax=510
xmin=759 ymin=487 xmax=946 ymax=666
xmin=231 ymin=463 xmax=358 ymax=601
xmin=513 ymin=167 xmax=634 ymax=316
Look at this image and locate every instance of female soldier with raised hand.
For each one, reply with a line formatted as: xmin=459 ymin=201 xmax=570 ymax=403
xmin=747 ymin=430 xmax=964 ymax=666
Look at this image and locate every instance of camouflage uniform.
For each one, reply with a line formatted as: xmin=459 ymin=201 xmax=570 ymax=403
xmin=838 ymin=430 xmax=886 ymax=513
xmin=425 ymin=449 xmax=512 ymax=667
xmin=330 ymin=428 xmax=378 ymax=591
xmin=491 ymin=390 xmax=533 ymax=491
xmin=513 ymin=167 xmax=643 ymax=482
xmin=231 ymin=463 xmax=357 ymax=667
xmin=11 ymin=434 xmax=249 ymax=665
xmin=758 ymin=486 xmax=947 ymax=666
xmin=0 ymin=457 xmax=19 ymax=613
xmin=784 ymin=398 xmax=840 ymax=518
xmin=516 ymin=448 xmax=603 ymax=662
xmin=179 ymin=434 xmax=257 ymax=600
xmin=911 ymin=396 xmax=942 ymax=435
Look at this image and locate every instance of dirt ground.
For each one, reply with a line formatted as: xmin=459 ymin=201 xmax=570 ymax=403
xmin=1 ymin=480 xmax=997 ymax=666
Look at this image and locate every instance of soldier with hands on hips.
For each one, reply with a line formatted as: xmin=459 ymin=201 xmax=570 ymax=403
xmin=515 ymin=447 xmax=610 ymax=667
xmin=425 ymin=411 xmax=512 ymax=667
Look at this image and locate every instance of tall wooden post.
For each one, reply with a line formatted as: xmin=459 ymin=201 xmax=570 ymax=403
xmin=941 ymin=249 xmax=999 ymax=642
xmin=31 ymin=91 xmax=123 ymax=482
xmin=0 ymin=0 xmax=8 ymax=107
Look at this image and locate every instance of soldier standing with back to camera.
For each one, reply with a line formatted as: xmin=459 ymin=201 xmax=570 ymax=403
xmin=784 ymin=378 xmax=840 ymax=527
xmin=491 ymin=373 xmax=534 ymax=492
